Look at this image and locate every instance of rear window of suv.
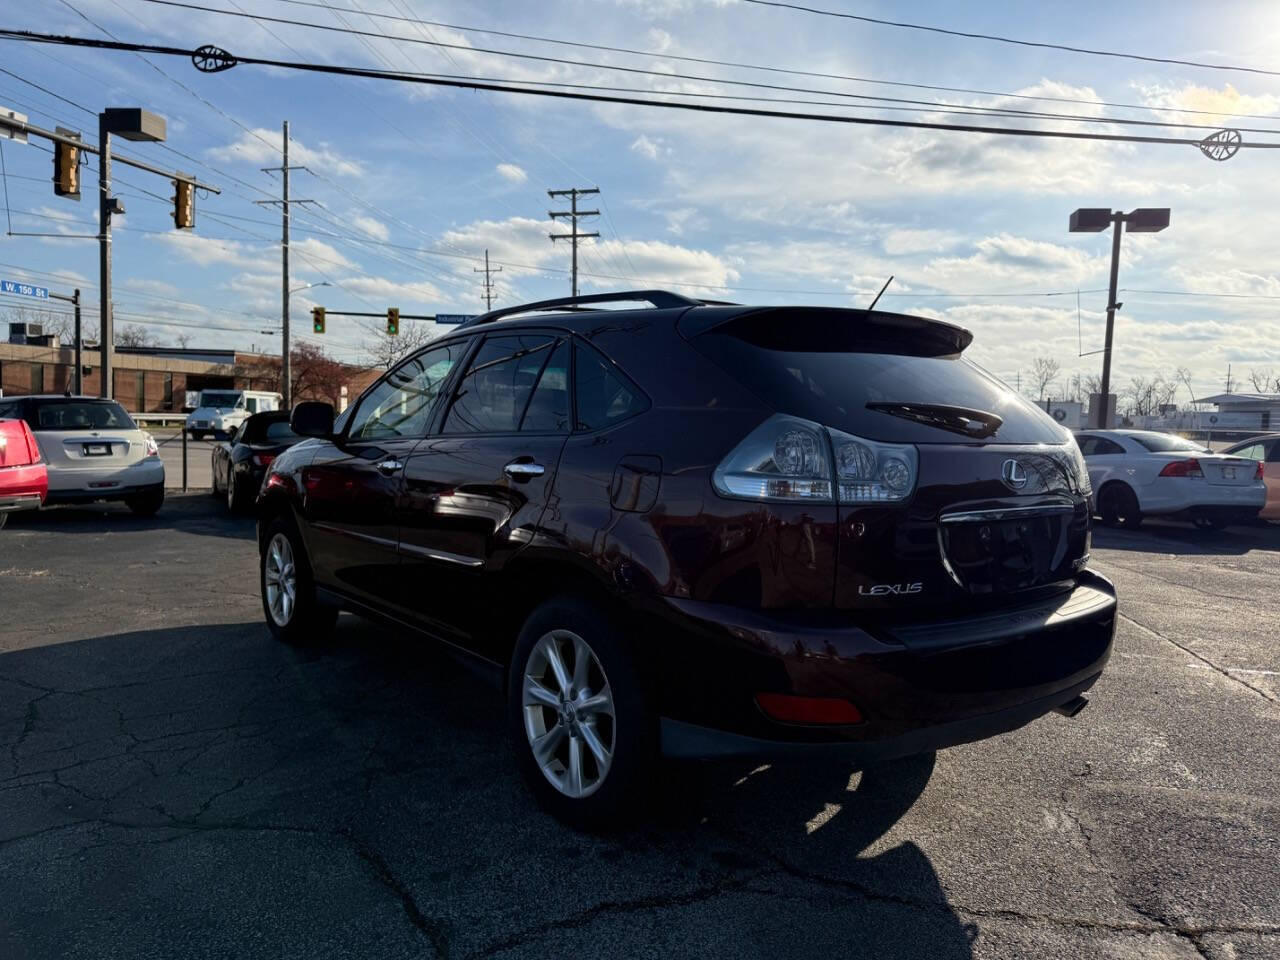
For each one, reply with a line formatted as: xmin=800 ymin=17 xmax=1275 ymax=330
xmin=687 ymin=311 xmax=1065 ymax=444
xmin=25 ymin=399 xmax=136 ymax=432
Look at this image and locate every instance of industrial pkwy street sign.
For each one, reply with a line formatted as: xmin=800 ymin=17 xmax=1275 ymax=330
xmin=1 ymin=279 xmax=49 ymax=300
xmin=434 ymin=314 xmax=477 ymax=325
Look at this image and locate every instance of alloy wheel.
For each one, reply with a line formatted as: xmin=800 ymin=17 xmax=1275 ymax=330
xmin=264 ymin=532 xmax=297 ymax=626
xmin=521 ymin=629 xmax=616 ymax=799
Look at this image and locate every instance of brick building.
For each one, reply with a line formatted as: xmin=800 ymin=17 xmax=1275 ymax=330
xmin=0 ymin=340 xmax=380 ymax=413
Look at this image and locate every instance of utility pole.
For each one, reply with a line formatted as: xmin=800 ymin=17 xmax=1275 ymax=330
xmin=256 ymin=121 xmax=310 ymax=409
xmin=48 ymin=288 xmax=81 ymax=393
xmin=474 ymin=248 xmax=501 ymax=310
xmin=548 ymin=187 xmax=599 ymax=297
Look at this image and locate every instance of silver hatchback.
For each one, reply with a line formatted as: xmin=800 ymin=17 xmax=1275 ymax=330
xmin=0 ymin=395 xmax=165 ymax=515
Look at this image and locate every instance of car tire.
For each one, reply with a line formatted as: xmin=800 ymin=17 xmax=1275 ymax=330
xmin=507 ymin=595 xmax=656 ymax=830
xmin=226 ymin=473 xmax=249 ymax=514
xmin=260 ymin=515 xmax=338 ymax=644
xmin=191 ymin=430 xmax=205 ymax=441
xmin=1097 ymin=483 xmax=1142 ymax=529
xmin=126 ymin=486 xmax=164 ymax=517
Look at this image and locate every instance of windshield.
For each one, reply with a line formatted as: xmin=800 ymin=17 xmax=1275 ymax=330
xmin=200 ymin=391 xmax=242 ymax=409
xmin=1130 ymin=434 xmax=1208 ymax=453
xmin=27 ymin=399 xmax=136 ymax=432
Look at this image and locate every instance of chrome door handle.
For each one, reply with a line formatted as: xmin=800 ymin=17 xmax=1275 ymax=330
xmin=504 ymin=461 xmax=545 ymax=480
xmin=376 ymin=459 xmax=404 ymax=476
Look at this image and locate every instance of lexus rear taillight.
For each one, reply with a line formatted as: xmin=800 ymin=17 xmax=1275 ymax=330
xmin=712 ymin=413 xmax=917 ymax=505
xmin=756 ymin=692 xmax=864 ymax=725
xmin=1159 ymin=459 xmax=1204 ymax=478
xmin=253 ymin=453 xmax=275 ymax=468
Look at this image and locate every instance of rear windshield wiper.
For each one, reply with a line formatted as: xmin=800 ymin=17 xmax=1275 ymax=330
xmin=866 ymin=402 xmax=1003 ymax=439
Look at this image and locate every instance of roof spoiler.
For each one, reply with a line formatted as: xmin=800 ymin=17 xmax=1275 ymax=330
xmin=678 ymin=306 xmax=974 ymax=354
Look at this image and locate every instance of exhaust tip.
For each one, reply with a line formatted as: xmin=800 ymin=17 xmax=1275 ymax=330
xmin=1053 ymin=695 xmax=1089 ymax=718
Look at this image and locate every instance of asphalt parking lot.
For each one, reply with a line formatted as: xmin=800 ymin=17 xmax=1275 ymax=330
xmin=1 ymin=497 xmax=1277 ymax=959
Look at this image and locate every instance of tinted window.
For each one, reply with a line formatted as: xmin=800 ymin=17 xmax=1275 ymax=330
xmin=444 ymin=334 xmax=559 ymax=434
xmin=200 ymin=391 xmax=241 ymax=409
xmin=1130 ymin=433 xmax=1206 ymax=453
xmin=1269 ymin=442 xmax=1280 ymax=463
xmin=1077 ymin=435 xmax=1125 ymax=456
xmin=1230 ymin=443 xmax=1265 ymax=461
xmin=26 ymin=399 xmax=135 ymax=432
xmin=350 ymin=342 xmax=465 ymax=440
xmin=689 ymin=316 xmax=1062 ymax=444
xmin=521 ymin=340 xmax=571 ymax=433
xmin=0 ymin=400 xmax=19 ymax=420
xmin=241 ymin=417 xmax=297 ymax=444
xmin=574 ymin=343 xmax=647 ymax=431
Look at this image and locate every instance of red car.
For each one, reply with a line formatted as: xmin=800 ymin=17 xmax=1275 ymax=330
xmin=0 ymin=418 xmax=48 ymax=529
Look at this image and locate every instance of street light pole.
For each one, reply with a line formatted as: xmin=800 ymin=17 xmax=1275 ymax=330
xmin=97 ymin=111 xmax=111 ymax=398
xmin=1069 ymin=207 xmax=1170 ymax=428
xmin=281 ymin=120 xmax=291 ymax=410
xmin=1099 ymin=215 xmax=1123 ymax=430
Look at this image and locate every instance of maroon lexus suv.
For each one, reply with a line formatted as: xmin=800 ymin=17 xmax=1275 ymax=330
xmin=256 ymin=290 xmax=1115 ymax=827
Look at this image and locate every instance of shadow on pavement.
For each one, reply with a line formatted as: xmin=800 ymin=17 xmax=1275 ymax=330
xmin=1092 ymin=518 xmax=1280 ymax=555
xmin=0 ymin=616 xmax=972 ymax=959
xmin=3 ymin=492 xmax=255 ymax=541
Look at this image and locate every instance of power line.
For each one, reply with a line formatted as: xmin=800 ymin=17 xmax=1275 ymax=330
xmin=124 ymin=0 xmax=1280 ymax=135
xmin=3 ymin=31 xmax=1270 ymax=156
xmin=255 ymin=0 xmax=1280 ymax=124
xmin=738 ymin=0 xmax=1280 ymax=79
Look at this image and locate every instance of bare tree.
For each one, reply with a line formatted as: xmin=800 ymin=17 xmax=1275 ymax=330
xmin=1124 ymin=375 xmax=1179 ymax=417
xmin=1 ymin=304 xmax=74 ymax=341
xmin=174 ymin=332 xmax=194 ymax=349
xmin=115 ymin=323 xmax=157 ymax=348
xmin=1175 ymin=366 xmax=1198 ymax=408
xmin=1248 ymin=368 xmax=1280 ymax=393
xmin=1082 ymin=374 xmax=1102 ymax=398
xmin=360 ymin=318 xmax=435 ymax=370
xmin=1030 ymin=356 xmax=1061 ymax=400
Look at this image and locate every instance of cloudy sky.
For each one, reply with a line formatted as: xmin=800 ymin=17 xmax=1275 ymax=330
xmin=2 ymin=0 xmax=1280 ymax=397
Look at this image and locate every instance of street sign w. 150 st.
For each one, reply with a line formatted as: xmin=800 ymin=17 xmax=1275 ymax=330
xmin=1 ymin=279 xmax=49 ymax=300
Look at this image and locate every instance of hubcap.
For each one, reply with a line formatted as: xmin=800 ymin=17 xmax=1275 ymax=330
xmin=264 ymin=532 xmax=297 ymax=626
xmin=522 ymin=629 xmax=616 ymax=799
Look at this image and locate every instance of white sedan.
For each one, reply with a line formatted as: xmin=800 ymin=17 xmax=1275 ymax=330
xmin=1075 ymin=430 xmax=1265 ymax=530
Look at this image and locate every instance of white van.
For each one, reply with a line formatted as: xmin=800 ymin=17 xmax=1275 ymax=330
xmin=186 ymin=389 xmax=283 ymax=439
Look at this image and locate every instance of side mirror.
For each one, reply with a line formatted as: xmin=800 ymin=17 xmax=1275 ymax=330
xmin=291 ymin=400 xmax=334 ymax=438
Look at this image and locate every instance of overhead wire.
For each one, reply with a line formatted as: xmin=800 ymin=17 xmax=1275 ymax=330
xmin=738 ymin=0 xmax=1280 ymax=79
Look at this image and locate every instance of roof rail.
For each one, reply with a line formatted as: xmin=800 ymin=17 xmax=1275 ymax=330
xmin=462 ymin=289 xmax=701 ymax=327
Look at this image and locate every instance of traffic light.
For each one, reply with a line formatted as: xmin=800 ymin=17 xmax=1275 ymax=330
xmin=386 ymin=307 xmax=399 ymax=336
xmin=312 ymin=306 xmax=326 ymax=334
xmin=173 ymin=178 xmax=195 ymax=229
xmin=52 ymin=131 xmax=80 ymax=199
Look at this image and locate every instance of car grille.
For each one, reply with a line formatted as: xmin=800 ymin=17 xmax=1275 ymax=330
xmin=193 ymin=420 xmax=209 ymax=429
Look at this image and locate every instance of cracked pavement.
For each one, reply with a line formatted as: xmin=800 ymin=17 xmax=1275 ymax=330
xmin=1 ymin=497 xmax=1277 ymax=959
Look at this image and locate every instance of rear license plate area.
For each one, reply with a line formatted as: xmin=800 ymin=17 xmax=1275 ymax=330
xmin=83 ymin=443 xmax=111 ymax=456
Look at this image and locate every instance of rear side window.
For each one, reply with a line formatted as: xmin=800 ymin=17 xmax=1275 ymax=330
xmin=444 ymin=334 xmax=560 ymax=434
xmin=1130 ymin=434 xmax=1206 ymax=453
xmin=520 ymin=340 xmax=571 ymax=433
xmin=26 ymin=400 xmax=135 ymax=431
xmin=574 ymin=343 xmax=648 ymax=431
xmin=688 ymin=313 xmax=1063 ymax=444
xmin=1077 ymin=435 xmax=1125 ymax=456
xmin=1231 ymin=443 xmax=1265 ymax=461
xmin=1269 ymin=442 xmax=1280 ymax=463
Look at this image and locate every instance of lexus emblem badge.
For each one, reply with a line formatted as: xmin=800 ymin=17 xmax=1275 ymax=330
xmin=1002 ymin=458 xmax=1028 ymax=490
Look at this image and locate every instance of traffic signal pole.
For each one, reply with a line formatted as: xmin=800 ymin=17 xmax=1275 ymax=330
xmin=98 ymin=111 xmax=112 ymax=398
xmin=1098 ymin=215 xmax=1124 ymax=429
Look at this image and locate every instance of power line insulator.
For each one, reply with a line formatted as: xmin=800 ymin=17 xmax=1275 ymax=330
xmin=1198 ymin=129 xmax=1241 ymax=162
xmin=192 ymin=45 xmax=237 ymax=73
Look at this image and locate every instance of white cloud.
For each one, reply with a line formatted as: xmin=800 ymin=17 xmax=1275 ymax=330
xmin=495 ymin=163 xmax=528 ymax=184
xmin=352 ymin=215 xmax=390 ymax=242
xmin=630 ymin=135 xmax=664 ymax=160
xmin=207 ymin=129 xmax=363 ymax=178
xmin=882 ymin=229 xmax=963 ymax=257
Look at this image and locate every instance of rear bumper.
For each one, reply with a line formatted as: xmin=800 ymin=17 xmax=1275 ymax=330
xmin=45 ymin=459 xmax=164 ymax=502
xmin=1140 ymin=483 xmax=1265 ymax=516
xmin=653 ymin=570 xmax=1116 ymax=760
xmin=0 ymin=463 xmax=48 ymax=511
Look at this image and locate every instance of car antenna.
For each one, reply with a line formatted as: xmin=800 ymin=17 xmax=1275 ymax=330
xmin=868 ymin=275 xmax=894 ymax=310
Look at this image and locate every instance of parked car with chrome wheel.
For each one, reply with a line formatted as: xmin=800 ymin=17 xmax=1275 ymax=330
xmin=257 ymin=290 xmax=1115 ymax=828
xmin=1076 ymin=429 xmax=1265 ymax=529
xmin=0 ymin=417 xmax=48 ymax=529
xmin=1219 ymin=433 xmax=1280 ymax=521
xmin=212 ymin=410 xmax=305 ymax=513
xmin=0 ymin=396 xmax=164 ymax=516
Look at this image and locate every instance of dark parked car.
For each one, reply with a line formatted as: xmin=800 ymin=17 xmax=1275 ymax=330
xmin=256 ymin=290 xmax=1116 ymax=827
xmin=211 ymin=411 xmax=303 ymax=513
